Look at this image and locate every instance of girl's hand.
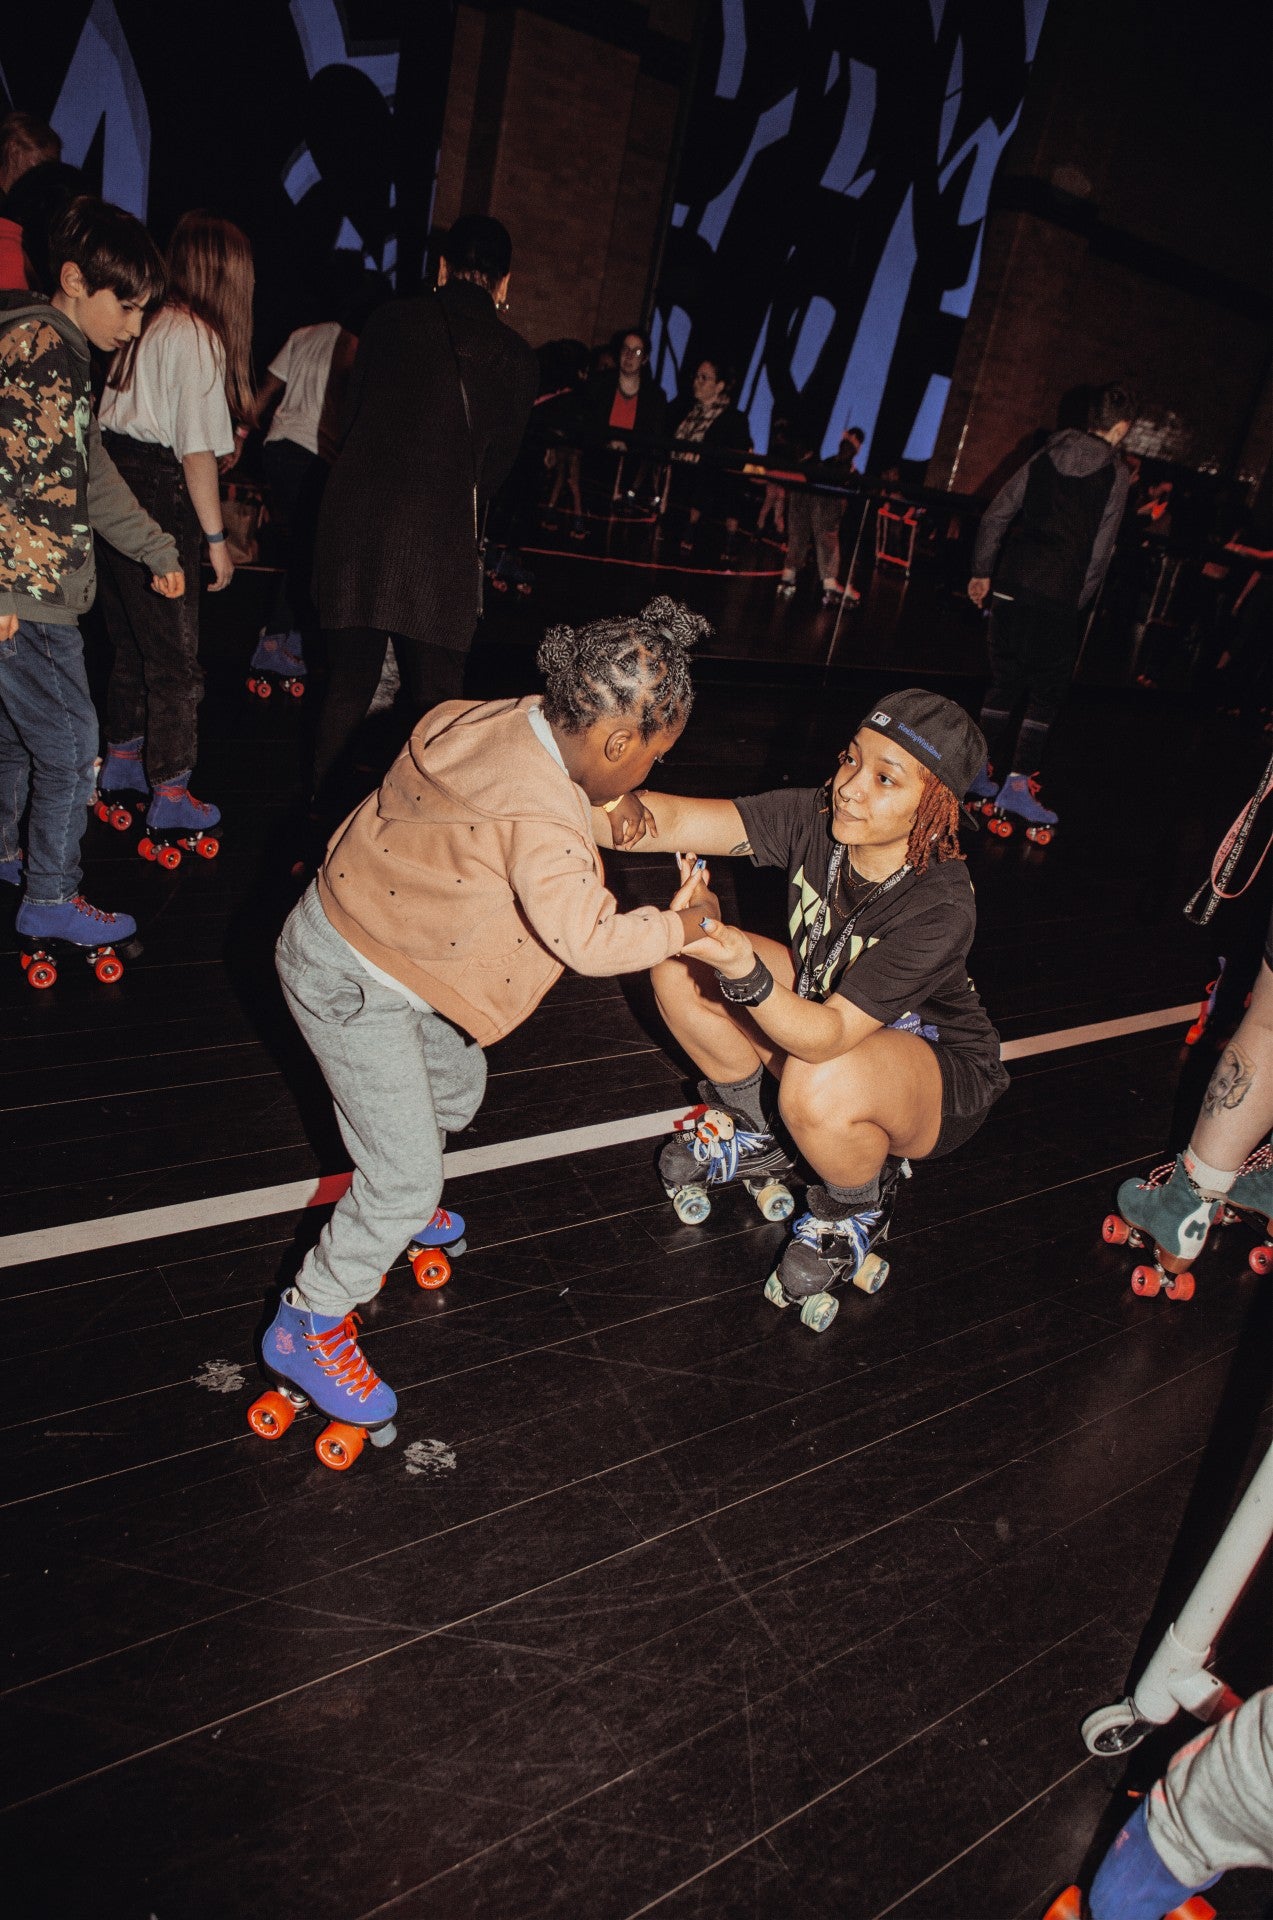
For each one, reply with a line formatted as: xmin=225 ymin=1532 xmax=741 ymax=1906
xmin=610 ymin=790 xmax=657 ymax=848
xmin=206 ymin=541 xmax=235 ymax=592
xmin=682 ymin=915 xmax=754 ymax=976
xmin=670 ymin=854 xmax=717 ymax=921
xmin=150 ymin=570 xmax=185 ymax=599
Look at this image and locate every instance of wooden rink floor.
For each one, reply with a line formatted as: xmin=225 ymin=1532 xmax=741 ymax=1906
xmin=2 ymin=546 xmax=1270 ymax=1918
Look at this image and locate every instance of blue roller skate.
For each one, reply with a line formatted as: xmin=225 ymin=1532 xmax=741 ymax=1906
xmin=1227 ymin=1141 xmax=1273 ymax=1277
xmin=487 ymin=549 xmax=534 ymax=597
xmin=964 ymin=762 xmax=999 ymax=815
xmin=764 ymin=1160 xmax=907 ymax=1332
xmin=137 ymin=771 xmax=221 ymax=869
xmin=93 ymin=736 xmax=150 ymax=833
xmin=659 ymin=1083 xmax=796 ymax=1225
xmin=405 ymin=1206 xmax=467 ymax=1290
xmin=987 ymin=771 xmax=1057 ymax=845
xmin=16 ymin=894 xmax=138 ymax=990
xmin=247 ymin=629 xmax=308 ymax=701
xmin=0 ymin=849 xmax=23 ymax=887
xmin=248 ymin=1291 xmax=398 ymax=1471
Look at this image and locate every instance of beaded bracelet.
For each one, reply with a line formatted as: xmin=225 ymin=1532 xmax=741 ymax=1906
xmin=716 ymin=956 xmax=774 ymax=1007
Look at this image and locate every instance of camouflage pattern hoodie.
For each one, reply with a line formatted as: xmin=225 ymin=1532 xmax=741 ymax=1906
xmin=0 ymin=291 xmax=179 ymax=625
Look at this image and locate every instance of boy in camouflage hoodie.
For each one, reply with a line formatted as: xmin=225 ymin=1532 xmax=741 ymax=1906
xmin=0 ymin=195 xmax=183 ymax=955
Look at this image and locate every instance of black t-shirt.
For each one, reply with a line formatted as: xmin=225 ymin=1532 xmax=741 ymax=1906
xmin=736 ymin=787 xmax=1008 ymax=1110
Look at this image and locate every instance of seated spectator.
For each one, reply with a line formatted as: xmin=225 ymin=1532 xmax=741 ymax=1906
xmin=669 ymin=357 xmax=751 ymax=554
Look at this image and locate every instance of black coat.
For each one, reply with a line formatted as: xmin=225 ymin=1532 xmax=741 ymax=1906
xmin=582 ymin=370 xmax=668 ymax=448
xmin=316 ymin=280 xmax=537 ymax=648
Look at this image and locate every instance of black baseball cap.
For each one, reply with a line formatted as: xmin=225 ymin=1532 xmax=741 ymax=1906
xmin=856 ymin=689 xmax=987 ymax=798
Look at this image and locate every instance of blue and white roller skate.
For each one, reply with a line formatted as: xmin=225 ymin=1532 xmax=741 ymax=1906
xmin=765 ymin=1160 xmax=907 ymax=1332
xmin=248 ymin=1291 xmax=398 ymax=1471
xmin=659 ymin=1083 xmax=796 ymax=1225
xmin=964 ymin=762 xmax=999 ymax=815
xmin=247 ymin=630 xmax=308 ymax=701
xmin=987 ymin=771 xmax=1057 ymax=846
xmin=93 ymin=736 xmax=150 ymax=833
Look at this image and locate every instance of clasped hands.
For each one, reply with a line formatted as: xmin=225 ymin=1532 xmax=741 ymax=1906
xmin=670 ymin=851 xmax=757 ymax=980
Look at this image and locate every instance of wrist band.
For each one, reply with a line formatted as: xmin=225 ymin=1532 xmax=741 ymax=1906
xmin=205 ymin=529 xmax=227 ymax=545
xmin=716 ymin=956 xmax=774 ymax=1007
xmin=600 ymin=796 xmax=624 ymax=813
xmin=234 ymin=424 xmax=250 ymax=440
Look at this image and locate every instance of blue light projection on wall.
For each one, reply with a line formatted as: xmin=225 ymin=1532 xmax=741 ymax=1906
xmin=651 ymin=0 xmax=1049 ymax=471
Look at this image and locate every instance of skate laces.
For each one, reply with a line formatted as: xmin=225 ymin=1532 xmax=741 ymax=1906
xmin=68 ymin=896 xmax=116 ymax=925
xmin=791 ymin=1205 xmax=880 ymax=1261
xmin=305 ymin=1312 xmax=382 ymax=1403
xmin=676 ymin=1105 xmax=773 ymax=1184
xmin=430 ymin=1208 xmax=452 ymax=1230
xmin=1236 ymin=1142 xmax=1273 ymax=1178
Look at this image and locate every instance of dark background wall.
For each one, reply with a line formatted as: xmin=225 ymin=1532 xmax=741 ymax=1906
xmin=4 ymin=0 xmax=1269 ymax=494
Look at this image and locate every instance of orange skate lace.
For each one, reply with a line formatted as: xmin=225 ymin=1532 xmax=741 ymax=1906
xmin=1237 ymin=1143 xmax=1273 ymax=1177
xmin=431 ymin=1208 xmax=452 ymax=1229
xmin=69 ymin=895 xmax=115 ymax=924
xmin=304 ymin=1312 xmax=382 ymax=1403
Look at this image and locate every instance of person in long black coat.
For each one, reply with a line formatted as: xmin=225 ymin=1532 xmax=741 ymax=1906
xmin=312 ymin=215 xmax=537 ymax=804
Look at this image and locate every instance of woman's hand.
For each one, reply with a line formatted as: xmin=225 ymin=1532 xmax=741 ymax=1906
xmin=206 ymin=540 xmax=235 ymax=592
xmin=681 ymin=914 xmax=755 ymax=977
xmin=670 ymin=853 xmax=718 ymax=921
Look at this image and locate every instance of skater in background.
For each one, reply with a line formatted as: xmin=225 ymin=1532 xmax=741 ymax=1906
xmin=96 ymin=209 xmax=256 ymax=837
xmin=1045 ymin=1688 xmax=1273 ymax=1919
xmin=598 ymin=689 xmax=1009 ymax=1312
xmin=263 ymin=599 xmax=723 ymax=1446
xmin=0 ymin=198 xmax=182 ymax=947
xmin=248 ymin=296 xmax=364 ymax=692
xmin=966 ymin=381 xmax=1135 ymax=835
xmin=311 ymin=214 xmax=537 ymax=814
xmin=776 ymin=425 xmax=864 ymax=607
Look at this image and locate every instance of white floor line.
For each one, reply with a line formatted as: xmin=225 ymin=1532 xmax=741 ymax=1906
xmin=0 ymin=1001 xmax=1196 ymax=1272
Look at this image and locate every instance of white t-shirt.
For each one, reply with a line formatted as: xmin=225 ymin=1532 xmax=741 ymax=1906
xmin=100 ymin=306 xmax=234 ymax=459
xmin=265 ymin=322 xmax=343 ymax=457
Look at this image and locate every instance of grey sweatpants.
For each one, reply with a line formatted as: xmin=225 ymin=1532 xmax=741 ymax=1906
xmin=1147 ymin=1688 xmax=1273 ymax=1884
xmin=275 ymin=885 xmax=487 ymax=1317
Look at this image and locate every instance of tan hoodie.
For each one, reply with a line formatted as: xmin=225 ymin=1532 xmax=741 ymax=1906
xmin=317 ymin=696 xmax=686 ymax=1044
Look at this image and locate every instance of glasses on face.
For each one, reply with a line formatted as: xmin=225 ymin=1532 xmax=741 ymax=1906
xmin=621 ymin=342 xmax=645 ymax=360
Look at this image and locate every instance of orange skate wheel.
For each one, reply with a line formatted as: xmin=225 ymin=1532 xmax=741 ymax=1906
xmin=26 ymin=957 xmax=57 ymax=988
xmin=411 ymin=1247 xmax=451 ymax=1289
xmin=1248 ymin=1244 xmax=1273 ymax=1276
xmin=94 ymin=953 xmax=124 ymax=984
xmin=1130 ymin=1265 xmax=1162 ymax=1297
xmin=315 ymin=1422 xmax=364 ymax=1470
xmin=248 ymin=1389 xmax=298 ymax=1440
xmin=158 ymin=845 xmax=182 ymax=870
xmin=1028 ymin=826 xmax=1053 ymax=846
xmin=988 ymin=815 xmax=1013 ymax=837
xmin=255 ymin=677 xmax=272 ymax=699
xmin=289 ymin=680 xmax=305 ymax=699
xmin=110 ymin=805 xmax=132 ymax=831
xmin=138 ymin=836 xmax=156 ymax=861
xmin=196 ymin=836 xmax=220 ymax=859
xmin=1164 ymin=1270 xmax=1196 ymax=1301
xmin=1041 ymin=1890 xmax=1082 ymax=1920
xmin=94 ymin=799 xmax=110 ymax=822
xmin=1102 ymin=1214 xmax=1131 ymax=1245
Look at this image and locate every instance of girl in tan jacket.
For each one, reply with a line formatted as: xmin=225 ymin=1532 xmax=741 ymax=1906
xmin=251 ymin=598 xmax=714 ymax=1469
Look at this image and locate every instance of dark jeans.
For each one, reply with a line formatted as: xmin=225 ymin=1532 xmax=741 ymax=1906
xmin=262 ymin=437 xmax=326 ymax=636
xmin=0 ymin=618 xmax=98 ymax=901
xmin=311 ymin=627 xmax=467 ymax=806
xmin=981 ymin=595 xmax=1079 ymax=769
xmin=96 ymin=433 xmax=204 ymax=785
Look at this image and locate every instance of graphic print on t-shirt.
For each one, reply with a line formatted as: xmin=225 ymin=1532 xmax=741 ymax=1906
xmin=789 ymin=861 xmax=877 ymax=999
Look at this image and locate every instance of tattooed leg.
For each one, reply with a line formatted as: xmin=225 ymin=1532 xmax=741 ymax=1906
xmin=1189 ymin=959 xmax=1273 ymax=1174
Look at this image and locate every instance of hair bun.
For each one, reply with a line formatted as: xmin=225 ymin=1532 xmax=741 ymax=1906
xmin=639 ymin=596 xmax=711 ymax=653
xmin=535 ymin=623 xmax=577 ymax=678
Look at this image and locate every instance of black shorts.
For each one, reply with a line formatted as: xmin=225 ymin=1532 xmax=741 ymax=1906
xmin=926 ymin=1046 xmax=1008 ymax=1160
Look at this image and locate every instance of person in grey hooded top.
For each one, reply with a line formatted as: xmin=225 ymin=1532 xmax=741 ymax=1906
xmin=964 ymin=382 xmax=1134 ymax=829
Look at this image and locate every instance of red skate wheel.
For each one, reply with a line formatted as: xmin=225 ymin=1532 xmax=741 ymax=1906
xmin=111 ymin=805 xmax=133 ymax=831
xmin=95 ymin=799 xmax=109 ymax=823
xmin=1249 ymin=1244 xmax=1273 ymax=1276
xmin=1130 ymin=1265 xmax=1162 ymax=1297
xmin=196 ymin=836 xmax=219 ymax=859
xmin=255 ymin=678 xmax=271 ymax=699
xmin=315 ymin=1422 xmax=364 ymax=1470
xmin=26 ymin=958 xmax=57 ymax=988
xmin=988 ymin=815 xmax=1012 ymax=837
xmin=248 ymin=1389 xmax=298 ymax=1440
xmin=158 ymin=845 xmax=182 ymax=870
xmin=1102 ymin=1214 xmax=1131 ymax=1246
xmin=1028 ymin=826 xmax=1053 ymax=846
xmin=289 ymin=680 xmax=305 ymax=699
xmin=138 ymin=836 xmax=156 ymax=861
xmin=1164 ymin=1271 xmax=1196 ymax=1301
xmin=411 ymin=1248 xmax=451 ymax=1290
xmin=94 ymin=954 xmax=124 ymax=984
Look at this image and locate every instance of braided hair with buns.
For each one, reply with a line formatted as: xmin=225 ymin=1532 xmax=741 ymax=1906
xmin=537 ymin=597 xmax=708 ymax=741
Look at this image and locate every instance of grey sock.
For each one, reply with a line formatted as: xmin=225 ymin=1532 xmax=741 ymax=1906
xmin=821 ymin=1174 xmax=881 ymax=1216
xmin=708 ymin=1066 xmax=765 ymax=1131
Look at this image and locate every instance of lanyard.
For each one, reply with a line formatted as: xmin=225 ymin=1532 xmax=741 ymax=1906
xmin=796 ymin=843 xmax=912 ymax=1000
